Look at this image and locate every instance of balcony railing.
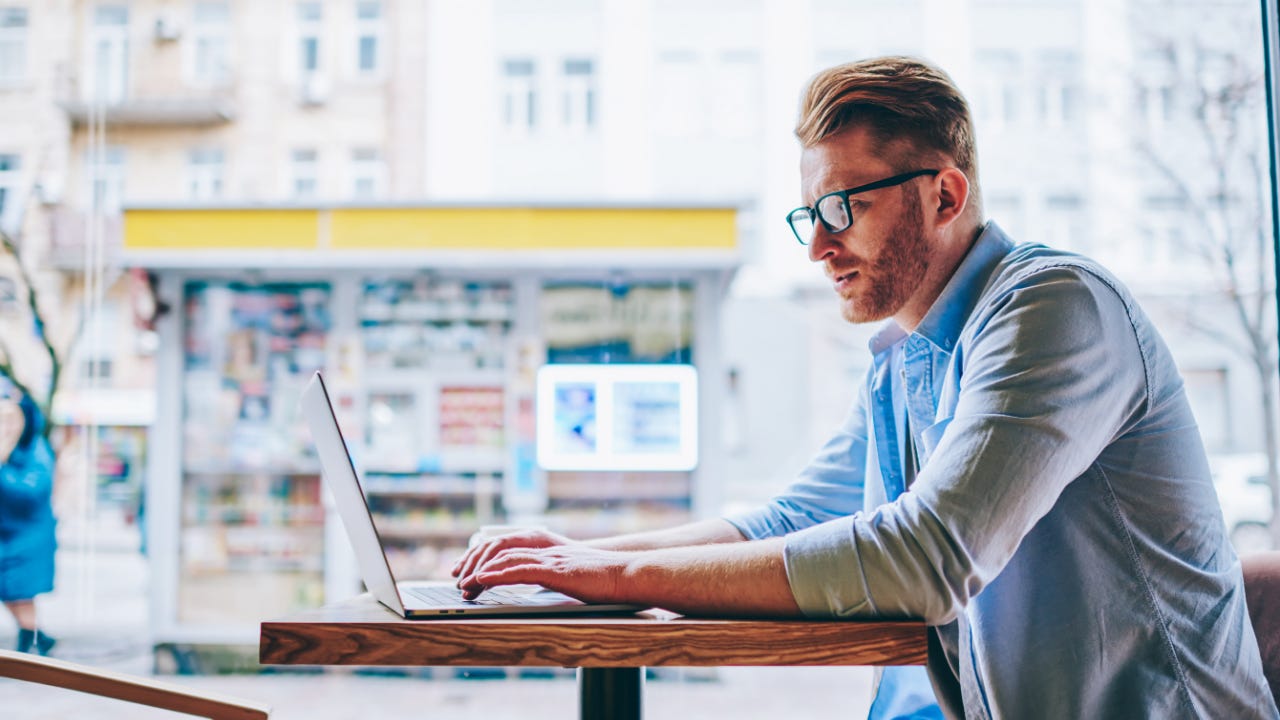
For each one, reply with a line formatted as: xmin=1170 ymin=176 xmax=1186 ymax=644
xmin=55 ymin=66 xmax=236 ymax=127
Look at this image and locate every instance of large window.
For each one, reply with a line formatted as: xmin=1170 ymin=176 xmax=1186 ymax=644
xmin=8 ymin=2 xmax=1280 ymax=716
xmin=0 ymin=6 xmax=27 ymax=86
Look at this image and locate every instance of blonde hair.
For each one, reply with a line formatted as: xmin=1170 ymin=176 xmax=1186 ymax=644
xmin=796 ymin=57 xmax=980 ymax=199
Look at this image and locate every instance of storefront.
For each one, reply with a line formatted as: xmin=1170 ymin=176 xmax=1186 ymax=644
xmin=122 ymin=202 xmax=740 ymax=650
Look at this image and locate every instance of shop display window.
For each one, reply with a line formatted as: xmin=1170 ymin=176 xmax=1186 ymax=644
xmin=541 ymin=282 xmax=694 ymax=364
xmin=361 ymin=277 xmax=512 ymax=372
xmin=356 ymin=277 xmax=514 ymax=580
xmin=538 ymin=281 xmax=697 ymax=537
xmin=178 ymin=281 xmax=331 ymax=624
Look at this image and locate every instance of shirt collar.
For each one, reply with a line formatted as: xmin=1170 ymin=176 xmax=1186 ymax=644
xmin=911 ymin=220 xmax=1015 ymax=352
xmin=868 ymin=319 xmax=907 ymax=356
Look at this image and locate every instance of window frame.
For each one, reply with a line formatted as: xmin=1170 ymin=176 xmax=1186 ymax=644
xmin=0 ymin=5 xmax=29 ymax=87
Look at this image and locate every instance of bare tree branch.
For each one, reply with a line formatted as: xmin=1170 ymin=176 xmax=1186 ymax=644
xmin=0 ymin=228 xmax=62 ymax=435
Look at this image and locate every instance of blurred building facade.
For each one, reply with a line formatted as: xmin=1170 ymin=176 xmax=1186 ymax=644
xmin=0 ymin=0 xmax=1272 ymax=532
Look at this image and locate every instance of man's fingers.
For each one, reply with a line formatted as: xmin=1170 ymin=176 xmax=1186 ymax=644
xmin=452 ymin=530 xmax=565 ymax=580
xmin=458 ymin=549 xmax=547 ymax=594
xmin=455 ymin=540 xmax=504 ymax=583
xmin=455 ymin=536 xmax=520 ymax=581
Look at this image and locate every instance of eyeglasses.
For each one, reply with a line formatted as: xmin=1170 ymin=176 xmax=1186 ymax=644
xmin=786 ymin=169 xmax=940 ymax=245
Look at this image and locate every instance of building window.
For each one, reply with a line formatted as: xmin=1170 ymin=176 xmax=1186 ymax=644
xmin=1138 ymin=195 xmax=1187 ymax=273
xmin=86 ymin=146 xmax=126 ymax=215
xmin=501 ymin=58 xmax=537 ymax=132
xmin=291 ymin=148 xmax=318 ymax=199
xmin=1183 ymin=367 xmax=1230 ymax=452
xmin=974 ymin=50 xmax=1020 ymax=132
xmin=1137 ymin=48 xmax=1178 ymax=132
xmin=355 ymin=1 xmax=381 ymax=76
xmin=1043 ymin=194 xmax=1086 ymax=252
xmin=655 ymin=49 xmax=701 ymax=137
xmin=191 ymin=2 xmax=231 ymax=86
xmin=1036 ymin=51 xmax=1082 ymax=128
xmin=985 ymin=194 xmax=1023 ymax=242
xmin=89 ymin=5 xmax=129 ymax=103
xmin=350 ymin=147 xmax=384 ymax=199
xmin=0 ymin=6 xmax=28 ymax=86
xmin=188 ymin=148 xmax=224 ymax=201
xmin=561 ymin=58 xmax=595 ymax=132
xmin=0 ymin=153 xmax=18 ymax=227
xmin=714 ymin=50 xmax=761 ymax=138
xmin=297 ymin=2 xmax=322 ymax=75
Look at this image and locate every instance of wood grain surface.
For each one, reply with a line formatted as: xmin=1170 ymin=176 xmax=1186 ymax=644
xmin=0 ymin=649 xmax=271 ymax=720
xmin=259 ymin=595 xmax=927 ymax=668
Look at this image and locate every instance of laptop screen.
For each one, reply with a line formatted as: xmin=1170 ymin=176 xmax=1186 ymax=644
xmin=300 ymin=371 xmax=408 ymax=615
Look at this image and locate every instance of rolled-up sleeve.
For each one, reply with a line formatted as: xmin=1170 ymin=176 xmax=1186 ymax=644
xmin=725 ymin=381 xmax=870 ymax=541
xmin=782 ymin=266 xmax=1150 ymax=623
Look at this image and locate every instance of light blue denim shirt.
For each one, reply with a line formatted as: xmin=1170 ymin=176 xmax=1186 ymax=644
xmin=727 ymin=222 xmax=1277 ymax=719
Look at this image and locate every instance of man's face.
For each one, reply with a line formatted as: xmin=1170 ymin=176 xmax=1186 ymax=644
xmin=799 ymin=126 xmax=933 ymax=325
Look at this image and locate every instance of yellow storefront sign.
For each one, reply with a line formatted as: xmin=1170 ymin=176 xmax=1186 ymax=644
xmin=124 ymin=206 xmax=738 ymax=252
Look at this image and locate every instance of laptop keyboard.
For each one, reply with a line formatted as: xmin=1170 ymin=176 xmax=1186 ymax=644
xmin=406 ymin=585 xmax=534 ymax=607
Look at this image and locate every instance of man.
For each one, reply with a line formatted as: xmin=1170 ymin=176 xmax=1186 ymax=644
xmin=454 ymin=57 xmax=1276 ymax=718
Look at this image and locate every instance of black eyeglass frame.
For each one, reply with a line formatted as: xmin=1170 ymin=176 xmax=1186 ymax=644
xmin=786 ymin=169 xmax=940 ymax=245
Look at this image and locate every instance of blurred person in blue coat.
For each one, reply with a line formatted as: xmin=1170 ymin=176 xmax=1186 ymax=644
xmin=0 ymin=389 xmax=58 ymax=655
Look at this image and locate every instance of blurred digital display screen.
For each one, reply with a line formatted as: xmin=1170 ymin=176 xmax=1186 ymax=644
xmin=536 ymin=364 xmax=698 ymax=471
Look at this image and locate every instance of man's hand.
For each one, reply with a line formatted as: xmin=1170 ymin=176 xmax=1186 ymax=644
xmin=451 ymin=528 xmax=574 ymax=587
xmin=456 ymin=544 xmax=630 ymax=603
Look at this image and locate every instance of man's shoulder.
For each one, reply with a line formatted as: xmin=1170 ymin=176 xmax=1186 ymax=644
xmin=959 ymin=242 xmax=1147 ymax=346
xmin=983 ymin=242 xmax=1132 ymax=307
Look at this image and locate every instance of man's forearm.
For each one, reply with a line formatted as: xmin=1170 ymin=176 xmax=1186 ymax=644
xmin=619 ymin=536 xmax=802 ymax=617
xmin=584 ymin=517 xmax=748 ymax=552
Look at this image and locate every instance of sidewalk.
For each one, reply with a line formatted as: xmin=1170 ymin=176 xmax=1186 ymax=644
xmin=0 ymin=514 xmax=876 ymax=719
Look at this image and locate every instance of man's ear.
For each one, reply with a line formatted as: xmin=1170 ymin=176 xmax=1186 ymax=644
xmin=932 ymin=168 xmax=969 ymax=229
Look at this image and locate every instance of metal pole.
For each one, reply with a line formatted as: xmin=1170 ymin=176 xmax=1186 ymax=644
xmin=578 ymin=667 xmax=644 ymax=720
xmin=1263 ymin=0 xmax=1280 ymax=370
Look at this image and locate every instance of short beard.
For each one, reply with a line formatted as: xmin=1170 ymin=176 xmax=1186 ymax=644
xmin=841 ymin=188 xmax=930 ymax=324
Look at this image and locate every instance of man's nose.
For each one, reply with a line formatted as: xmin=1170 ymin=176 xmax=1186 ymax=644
xmin=807 ymin=224 xmax=837 ymax=263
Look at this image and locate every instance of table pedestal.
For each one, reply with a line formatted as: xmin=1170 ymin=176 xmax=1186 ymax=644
xmin=579 ymin=667 xmax=643 ymax=720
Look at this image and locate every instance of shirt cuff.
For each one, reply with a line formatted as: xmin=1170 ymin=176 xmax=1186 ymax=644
xmin=783 ymin=515 xmax=875 ymax=618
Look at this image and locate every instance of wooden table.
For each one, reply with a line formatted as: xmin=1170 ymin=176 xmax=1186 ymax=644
xmin=260 ymin=594 xmax=928 ymax=720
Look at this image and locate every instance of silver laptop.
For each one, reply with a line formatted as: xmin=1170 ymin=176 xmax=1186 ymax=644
xmin=300 ymin=371 xmax=644 ymax=618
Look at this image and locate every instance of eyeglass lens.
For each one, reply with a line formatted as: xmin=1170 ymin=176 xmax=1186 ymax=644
xmin=816 ymin=194 xmax=851 ymax=233
xmin=788 ymin=208 xmax=815 ymax=243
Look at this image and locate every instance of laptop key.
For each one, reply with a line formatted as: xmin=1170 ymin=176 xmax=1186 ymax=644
xmin=407 ymin=586 xmax=529 ymax=606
